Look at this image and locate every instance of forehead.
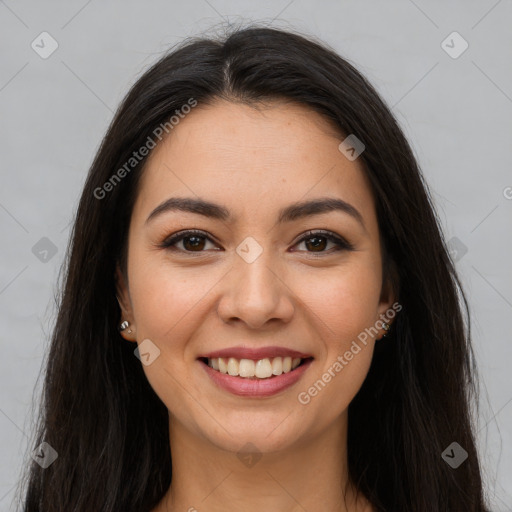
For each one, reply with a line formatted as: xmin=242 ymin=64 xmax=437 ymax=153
xmin=132 ymin=99 xmax=377 ymax=230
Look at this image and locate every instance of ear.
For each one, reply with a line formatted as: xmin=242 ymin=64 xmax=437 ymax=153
xmin=377 ymin=275 xmax=394 ymax=315
xmin=115 ymin=264 xmax=137 ymax=342
xmin=376 ymin=261 xmax=399 ymax=337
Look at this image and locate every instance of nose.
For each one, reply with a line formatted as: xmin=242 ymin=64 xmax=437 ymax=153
xmin=216 ymin=248 xmax=295 ymax=330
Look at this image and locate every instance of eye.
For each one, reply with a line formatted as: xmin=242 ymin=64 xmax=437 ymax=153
xmin=160 ymin=229 xmax=219 ymax=253
xmin=292 ymin=230 xmax=354 ymax=254
xmin=160 ymin=229 xmax=354 ymax=255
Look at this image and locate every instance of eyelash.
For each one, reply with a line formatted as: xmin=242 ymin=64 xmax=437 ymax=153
xmin=159 ymin=229 xmax=354 ymax=256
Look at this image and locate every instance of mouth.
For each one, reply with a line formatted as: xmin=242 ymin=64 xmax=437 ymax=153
xmin=197 ymin=346 xmax=315 ymax=397
xmin=198 ymin=356 xmax=314 ymax=380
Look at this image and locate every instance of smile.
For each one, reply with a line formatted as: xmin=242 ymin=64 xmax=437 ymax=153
xmin=198 ymin=349 xmax=313 ymax=399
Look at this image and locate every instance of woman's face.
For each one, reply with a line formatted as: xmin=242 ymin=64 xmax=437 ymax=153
xmin=117 ymin=99 xmax=394 ymax=453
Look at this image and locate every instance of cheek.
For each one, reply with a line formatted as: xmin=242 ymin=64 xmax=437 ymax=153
xmin=302 ymin=260 xmax=382 ymax=342
xmin=304 ymin=264 xmax=382 ymax=412
xmin=126 ymin=254 xmax=212 ymax=413
xmin=128 ymin=254 xmax=218 ymax=343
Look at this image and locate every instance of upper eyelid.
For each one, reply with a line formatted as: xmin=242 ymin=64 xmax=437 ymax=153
xmin=163 ymin=229 xmax=218 ymax=245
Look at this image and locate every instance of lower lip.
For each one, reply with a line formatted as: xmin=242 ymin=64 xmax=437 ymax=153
xmin=199 ymin=358 xmax=313 ymax=398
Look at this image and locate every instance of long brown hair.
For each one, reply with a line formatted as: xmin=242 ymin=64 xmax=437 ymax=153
xmin=16 ymin=24 xmax=490 ymax=511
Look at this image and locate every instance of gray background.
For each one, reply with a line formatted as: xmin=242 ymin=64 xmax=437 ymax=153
xmin=1 ymin=0 xmax=511 ymax=510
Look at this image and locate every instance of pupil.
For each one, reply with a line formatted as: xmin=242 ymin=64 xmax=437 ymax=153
xmin=184 ymin=236 xmax=205 ymax=251
xmin=306 ymin=236 xmax=326 ymax=251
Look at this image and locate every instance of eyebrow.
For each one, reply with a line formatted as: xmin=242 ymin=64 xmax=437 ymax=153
xmin=145 ymin=196 xmax=366 ymax=231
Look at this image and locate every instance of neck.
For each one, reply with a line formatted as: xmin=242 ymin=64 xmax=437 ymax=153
xmin=153 ymin=410 xmax=373 ymax=512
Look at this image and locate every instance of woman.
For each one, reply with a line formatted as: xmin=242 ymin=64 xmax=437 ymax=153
xmin=17 ymin=25 xmax=490 ymax=511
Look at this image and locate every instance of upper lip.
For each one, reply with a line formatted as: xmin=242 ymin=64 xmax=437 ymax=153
xmin=199 ymin=346 xmax=313 ymax=360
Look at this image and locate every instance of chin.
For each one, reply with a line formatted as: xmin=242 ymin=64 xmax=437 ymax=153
xmin=205 ymin=415 xmax=307 ymax=454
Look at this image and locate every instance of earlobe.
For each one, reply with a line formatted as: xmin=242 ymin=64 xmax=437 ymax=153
xmin=115 ymin=265 xmax=137 ymax=342
xmin=118 ymin=319 xmax=137 ymax=341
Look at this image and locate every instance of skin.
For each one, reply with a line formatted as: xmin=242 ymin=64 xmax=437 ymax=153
xmin=116 ymin=99 xmax=394 ymax=512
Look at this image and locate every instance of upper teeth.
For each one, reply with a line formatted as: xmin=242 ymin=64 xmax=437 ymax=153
xmin=208 ymin=356 xmax=302 ymax=379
